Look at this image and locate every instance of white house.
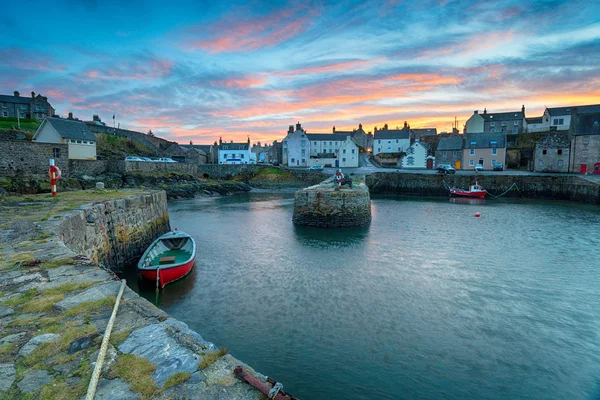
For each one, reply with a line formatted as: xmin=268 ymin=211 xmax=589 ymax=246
xmin=401 ymin=141 xmax=429 ymax=169
xmin=282 ymin=122 xmax=310 ymax=167
xmin=373 ymin=125 xmax=410 ymax=155
xmin=217 ymin=137 xmax=254 ymax=164
xmin=337 ymin=136 xmax=359 ymax=167
xmin=33 ymin=117 xmax=97 ymax=160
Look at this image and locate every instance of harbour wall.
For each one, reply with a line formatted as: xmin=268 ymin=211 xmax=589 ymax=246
xmin=55 ymin=190 xmax=170 ymax=273
xmin=293 ymin=180 xmax=372 ymax=227
xmin=366 ymin=173 xmax=600 ymax=204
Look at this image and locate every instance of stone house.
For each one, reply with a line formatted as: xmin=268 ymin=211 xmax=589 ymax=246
xmin=400 ymin=140 xmax=429 ymax=169
xmin=165 ymin=144 xmax=188 ymax=162
xmin=525 ymin=116 xmax=545 ymax=133
xmin=373 ymin=124 xmax=410 ymax=155
xmin=217 ymin=137 xmax=254 ymax=164
xmin=534 ymin=132 xmax=570 ymax=173
xmin=465 ymin=106 xmax=525 ymax=134
xmin=411 ymin=128 xmax=438 ymax=141
xmin=569 ymin=107 xmax=600 ymax=174
xmin=332 ymin=124 xmax=373 ymax=151
xmin=0 ymin=90 xmax=55 ymax=120
xmin=435 ymin=136 xmax=463 ymax=169
xmin=269 ymin=141 xmax=282 ymax=164
xmin=33 ymin=117 xmax=97 ymax=160
xmin=462 ymin=132 xmax=506 ymax=170
xmin=282 ymin=122 xmax=310 ymax=167
xmin=336 ymin=137 xmax=359 ymax=168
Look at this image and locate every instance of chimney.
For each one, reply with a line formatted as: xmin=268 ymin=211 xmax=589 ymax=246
xmin=359 ymin=123 xmax=362 ymax=130
xmin=296 ymin=121 xmax=301 ymax=131
xmin=93 ymin=114 xmax=100 ymax=121
xmin=31 ymin=91 xmax=35 ymax=98
xmin=333 ymin=126 xmax=336 ymax=133
xmin=13 ymin=91 xmax=20 ymax=97
xmin=384 ymin=123 xmax=388 ymax=130
xmin=483 ymin=108 xmax=487 ymax=115
xmin=288 ymin=125 xmax=294 ymax=134
xmin=521 ymin=104 xmax=525 ymax=114
xmin=474 ymin=110 xmax=478 ymax=114
xmin=219 ymin=137 xmax=222 ymax=145
xmin=403 ymin=121 xmax=408 ymax=128
xmin=68 ymin=112 xmax=73 ymax=120
xmin=247 ymin=136 xmax=250 ymax=144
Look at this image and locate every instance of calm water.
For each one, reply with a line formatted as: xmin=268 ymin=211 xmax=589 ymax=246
xmin=127 ymin=192 xmax=600 ymax=399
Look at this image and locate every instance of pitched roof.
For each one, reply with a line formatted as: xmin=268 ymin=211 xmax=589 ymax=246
xmin=481 ymin=111 xmax=524 ymax=121
xmin=411 ymin=128 xmax=437 ymax=136
xmin=571 ymin=112 xmax=600 ymax=135
xmin=219 ymin=142 xmax=249 ymax=151
xmin=0 ymin=94 xmax=32 ymax=105
xmin=374 ymin=129 xmax=409 ymax=140
xmin=526 ymin=117 xmax=543 ymax=124
xmin=437 ymin=136 xmax=463 ymax=151
xmin=537 ymin=132 xmax=570 ymax=148
xmin=306 ymin=133 xmax=349 ymax=141
xmin=181 ymin=144 xmax=208 ymax=155
xmin=464 ymin=132 xmax=506 ymax=148
xmin=44 ymin=117 xmax=97 ymax=141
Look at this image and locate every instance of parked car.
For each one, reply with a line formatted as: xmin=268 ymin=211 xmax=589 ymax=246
xmin=492 ymin=162 xmax=503 ymax=171
xmin=140 ymin=157 xmax=153 ymax=162
xmin=309 ymin=165 xmax=324 ymax=171
xmin=437 ymin=164 xmax=456 ymax=174
xmin=125 ymin=156 xmax=144 ymax=162
xmin=475 ymin=163 xmax=484 ymax=172
xmin=156 ymin=158 xmax=176 ymax=163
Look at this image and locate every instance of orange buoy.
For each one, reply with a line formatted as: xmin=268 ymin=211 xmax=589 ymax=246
xmin=474 ymin=212 xmax=481 ymax=217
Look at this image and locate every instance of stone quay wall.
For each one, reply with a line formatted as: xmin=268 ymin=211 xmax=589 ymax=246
xmin=293 ymin=181 xmax=372 ymax=227
xmin=366 ymin=173 xmax=600 ymax=204
xmin=68 ymin=160 xmax=125 ymax=177
xmin=0 ymin=140 xmax=69 ymax=177
xmin=56 ymin=190 xmax=170 ymax=273
xmin=125 ymin=161 xmax=197 ymax=175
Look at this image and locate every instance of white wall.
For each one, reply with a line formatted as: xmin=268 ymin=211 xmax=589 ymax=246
xmin=401 ymin=142 xmax=428 ymax=169
xmin=465 ymin=113 xmax=484 ymax=133
xmin=33 ymin=122 xmax=64 ymax=144
xmin=309 ymin=139 xmax=343 ymax=155
xmin=374 ymin=137 xmax=409 ymax=155
xmin=218 ymin=147 xmax=253 ymax=164
xmin=67 ymin=140 xmax=97 ymax=160
xmin=338 ymin=137 xmax=359 ymax=167
xmin=282 ymin=129 xmax=309 ymax=167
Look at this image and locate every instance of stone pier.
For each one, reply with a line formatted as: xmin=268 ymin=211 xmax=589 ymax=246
xmin=292 ymin=177 xmax=372 ymax=228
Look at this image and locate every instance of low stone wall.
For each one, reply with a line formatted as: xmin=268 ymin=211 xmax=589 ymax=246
xmin=0 ymin=140 xmax=69 ymax=177
xmin=293 ymin=179 xmax=372 ymax=227
xmin=197 ymin=164 xmax=262 ymax=179
xmin=366 ymin=173 xmax=600 ymax=204
xmin=68 ymin=160 xmax=125 ymax=177
xmin=125 ymin=161 xmax=196 ymax=175
xmin=56 ymin=191 xmax=170 ymax=272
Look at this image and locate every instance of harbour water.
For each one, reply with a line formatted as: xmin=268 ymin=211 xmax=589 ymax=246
xmin=127 ymin=192 xmax=600 ymax=399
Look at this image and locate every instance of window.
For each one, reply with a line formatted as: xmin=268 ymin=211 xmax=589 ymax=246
xmin=558 ymin=160 xmax=564 ymax=168
xmin=492 ymin=148 xmax=497 ymax=155
xmin=582 ymin=149 xmax=588 ymax=158
xmin=301 ymin=140 xmax=306 ymax=148
xmin=553 ymin=118 xmax=564 ymax=125
xmin=343 ymin=149 xmax=346 ymax=154
xmin=301 ymin=149 xmax=305 ymax=156
xmin=469 ymin=160 xmax=474 ymax=166
xmin=19 ymin=113 xmax=25 ymax=118
xmin=301 ymin=159 xmax=305 ymax=163
xmin=1 ymin=103 xmax=6 ymax=108
xmin=77 ymin=140 xmax=82 ymax=144
xmin=470 ymin=148 xmax=475 ymax=155
xmin=557 ymin=149 xmax=563 ymax=155
xmin=314 ymin=142 xmax=317 ymax=145
xmin=2 ymin=111 xmax=6 ymax=117
xmin=329 ymin=142 xmax=332 ymax=145
xmin=490 ymin=122 xmax=495 ymax=127
xmin=342 ymin=158 xmax=346 ymax=162
xmin=377 ymin=148 xmax=381 ymax=152
xmin=52 ymin=148 xmax=61 ymax=158
xmin=396 ymin=140 xmax=398 ymax=143
xmin=241 ymin=154 xmax=245 ymax=158
xmin=492 ymin=159 xmax=496 ymax=165
xmin=291 ymin=158 xmax=295 ymax=163
xmin=514 ymin=121 xmax=518 ymax=126
xmin=543 ymin=149 xmax=547 ymax=155
xmin=351 ymin=149 xmax=355 ymax=154
xmin=442 ymin=151 xmax=447 ymax=157
xmin=406 ymin=156 xmax=414 ymax=166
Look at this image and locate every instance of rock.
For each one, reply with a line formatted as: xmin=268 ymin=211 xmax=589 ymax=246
xmin=67 ymin=335 xmax=95 ymax=354
xmin=0 ymin=306 xmax=14 ymax=318
xmin=0 ymin=332 xmax=26 ymax=345
xmin=0 ymin=363 xmax=16 ymax=392
xmin=39 ymin=268 xmax=110 ymax=291
xmin=54 ymin=281 xmax=120 ymax=311
xmin=14 ymin=312 xmax=46 ymax=321
xmin=161 ymin=372 xmax=207 ymax=400
xmin=119 ymin=319 xmax=215 ymax=387
xmin=17 ymin=369 xmax=52 ymax=393
xmin=66 ymin=376 xmax=81 ymax=387
xmin=53 ymin=359 xmax=81 ymax=376
xmin=94 ymin=378 xmax=140 ymax=399
xmin=18 ymin=333 xmax=60 ymax=357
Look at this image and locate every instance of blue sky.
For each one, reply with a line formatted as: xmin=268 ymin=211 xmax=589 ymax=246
xmin=1 ymin=0 xmax=599 ymax=143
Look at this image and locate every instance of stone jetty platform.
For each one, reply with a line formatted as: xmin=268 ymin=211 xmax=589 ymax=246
xmin=293 ymin=176 xmax=371 ymax=227
xmin=0 ymin=190 xmax=267 ymax=399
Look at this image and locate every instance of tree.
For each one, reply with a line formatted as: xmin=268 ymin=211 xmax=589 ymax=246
xmin=147 ymin=129 xmax=154 ymax=137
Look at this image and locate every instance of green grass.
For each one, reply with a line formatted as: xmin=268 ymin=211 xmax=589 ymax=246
xmin=22 ymin=293 xmax=64 ymax=313
xmin=0 ymin=343 xmax=14 ymax=355
xmin=198 ymin=347 xmax=228 ymax=369
xmin=41 ymin=282 xmax=95 ymax=296
xmin=0 ymin=119 xmax=39 ymax=131
xmin=109 ymin=354 xmax=159 ymax=398
xmin=63 ymin=297 xmax=115 ymax=316
xmin=163 ymin=372 xmax=192 ymax=389
xmin=1 ymin=289 xmax=36 ymax=306
xmin=109 ymin=329 xmax=131 ymax=347
xmin=23 ymin=323 xmax=97 ymax=367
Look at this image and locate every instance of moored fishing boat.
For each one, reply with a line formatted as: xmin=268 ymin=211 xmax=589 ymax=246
xmin=138 ymin=230 xmax=196 ymax=289
xmin=449 ymin=180 xmax=487 ymax=198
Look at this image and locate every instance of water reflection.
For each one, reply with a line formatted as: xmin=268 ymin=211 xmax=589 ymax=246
xmin=449 ymin=197 xmax=488 ymax=206
xmin=293 ymin=224 xmax=370 ymax=248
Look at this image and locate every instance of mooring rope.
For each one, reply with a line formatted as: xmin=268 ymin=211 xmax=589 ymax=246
xmin=85 ymin=279 xmax=127 ymax=400
xmin=486 ymin=182 xmax=521 ymax=198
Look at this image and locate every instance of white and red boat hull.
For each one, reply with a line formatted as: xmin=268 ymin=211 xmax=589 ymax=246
xmin=450 ymin=189 xmax=487 ymax=198
xmin=139 ymin=257 xmax=195 ymax=288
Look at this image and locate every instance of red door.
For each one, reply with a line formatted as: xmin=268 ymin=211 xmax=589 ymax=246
xmin=580 ymin=164 xmax=587 ymax=174
xmin=594 ymin=163 xmax=600 ymax=175
xmin=426 ymin=158 xmax=433 ymax=169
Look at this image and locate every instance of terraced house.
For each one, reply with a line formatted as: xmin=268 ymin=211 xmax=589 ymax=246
xmin=0 ymin=90 xmax=55 ymax=120
xmin=462 ymin=132 xmax=506 ymax=170
xmin=217 ymin=137 xmax=254 ymax=164
xmin=465 ymin=106 xmax=525 ymax=134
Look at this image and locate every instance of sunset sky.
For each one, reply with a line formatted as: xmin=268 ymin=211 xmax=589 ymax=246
xmin=2 ymin=0 xmax=599 ymax=144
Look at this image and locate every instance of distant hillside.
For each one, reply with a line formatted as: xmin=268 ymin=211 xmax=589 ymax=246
xmin=95 ymin=132 xmax=158 ymax=159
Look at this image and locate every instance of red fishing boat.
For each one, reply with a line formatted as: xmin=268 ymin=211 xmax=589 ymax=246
xmin=449 ymin=181 xmax=487 ymax=198
xmin=138 ymin=230 xmax=196 ymax=289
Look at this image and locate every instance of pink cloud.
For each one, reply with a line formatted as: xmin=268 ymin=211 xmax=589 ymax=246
xmin=80 ymin=59 xmax=173 ymax=81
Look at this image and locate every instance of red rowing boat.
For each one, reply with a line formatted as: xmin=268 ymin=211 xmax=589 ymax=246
xmin=137 ymin=230 xmax=196 ymax=289
xmin=449 ymin=181 xmax=487 ymax=198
